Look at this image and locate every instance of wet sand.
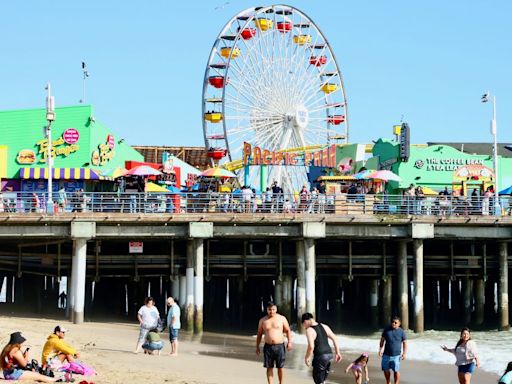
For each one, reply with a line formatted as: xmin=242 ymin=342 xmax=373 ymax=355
xmin=0 ymin=316 xmax=500 ymax=384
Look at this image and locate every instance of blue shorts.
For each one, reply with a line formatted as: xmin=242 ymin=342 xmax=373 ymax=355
xmin=169 ymin=328 xmax=179 ymax=342
xmin=381 ymin=355 xmax=401 ymax=372
xmin=142 ymin=341 xmax=164 ymax=351
xmin=458 ymin=362 xmax=476 ymax=374
xmin=3 ymin=368 xmax=24 ymax=380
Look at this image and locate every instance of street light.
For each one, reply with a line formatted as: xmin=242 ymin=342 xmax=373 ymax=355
xmin=481 ymin=91 xmax=500 ymax=215
xmin=45 ymin=83 xmax=56 ymax=214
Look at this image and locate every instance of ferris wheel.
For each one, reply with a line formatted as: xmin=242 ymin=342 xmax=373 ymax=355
xmin=202 ymin=4 xmax=349 ymax=191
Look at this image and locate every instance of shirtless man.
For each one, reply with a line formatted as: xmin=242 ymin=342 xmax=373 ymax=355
xmin=256 ymin=302 xmax=292 ymax=384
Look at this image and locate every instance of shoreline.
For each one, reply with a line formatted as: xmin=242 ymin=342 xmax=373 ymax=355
xmin=0 ymin=316 xmax=501 ymax=384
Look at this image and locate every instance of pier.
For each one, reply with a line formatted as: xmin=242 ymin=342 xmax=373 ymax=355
xmin=0 ymin=213 xmax=510 ymax=333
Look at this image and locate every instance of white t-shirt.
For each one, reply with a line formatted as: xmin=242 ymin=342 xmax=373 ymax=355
xmin=138 ymin=305 xmax=160 ymax=328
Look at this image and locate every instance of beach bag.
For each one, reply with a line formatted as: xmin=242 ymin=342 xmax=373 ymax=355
xmin=61 ymin=361 xmax=96 ymax=376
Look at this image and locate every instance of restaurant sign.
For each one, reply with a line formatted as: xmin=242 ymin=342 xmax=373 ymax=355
xmin=414 ymin=157 xmax=483 ymax=172
xmin=19 ymin=130 xmax=81 ymax=164
xmin=243 ymin=142 xmax=336 ymax=167
xmin=91 ymin=135 xmax=116 ymax=166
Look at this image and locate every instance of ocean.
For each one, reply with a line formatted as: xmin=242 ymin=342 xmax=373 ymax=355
xmin=292 ymin=328 xmax=512 ymax=376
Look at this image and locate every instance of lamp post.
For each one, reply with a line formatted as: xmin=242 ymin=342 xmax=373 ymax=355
xmin=45 ymin=83 xmax=56 ymax=214
xmin=481 ymin=91 xmax=500 ymax=215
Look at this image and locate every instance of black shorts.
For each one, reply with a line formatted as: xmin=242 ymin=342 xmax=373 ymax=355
xmin=312 ymin=353 xmax=333 ymax=384
xmin=263 ymin=343 xmax=286 ymax=368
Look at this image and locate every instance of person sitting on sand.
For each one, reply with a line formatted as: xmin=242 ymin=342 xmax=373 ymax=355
xmin=1 ymin=331 xmax=58 ymax=382
xmin=142 ymin=328 xmax=164 ymax=355
xmin=42 ymin=325 xmax=80 ymax=370
xmin=345 ymin=353 xmax=370 ymax=384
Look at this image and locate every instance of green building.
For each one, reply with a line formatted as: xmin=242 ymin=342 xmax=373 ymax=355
xmin=0 ymin=105 xmax=143 ymax=192
xmin=369 ymin=139 xmax=512 ymax=195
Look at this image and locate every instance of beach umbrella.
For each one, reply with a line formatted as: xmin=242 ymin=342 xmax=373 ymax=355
xmin=499 ymin=185 xmax=512 ymax=195
xmin=368 ymin=170 xmax=402 ymax=182
xmin=145 ymin=182 xmax=169 ymax=192
xmin=353 ymin=169 xmax=376 ymax=180
xmin=421 ymin=186 xmax=440 ymax=196
xmin=126 ymin=165 xmax=162 ymax=176
xmin=200 ymin=167 xmax=236 ymax=178
xmin=167 ymin=185 xmax=182 ymax=194
xmin=100 ymin=166 xmax=128 ymax=179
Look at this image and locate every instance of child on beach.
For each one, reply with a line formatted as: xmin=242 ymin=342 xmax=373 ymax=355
xmin=499 ymin=362 xmax=512 ymax=384
xmin=345 ymin=353 xmax=370 ymax=384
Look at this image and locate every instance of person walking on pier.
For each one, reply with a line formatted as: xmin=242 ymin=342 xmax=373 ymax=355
xmin=166 ymin=296 xmax=181 ymax=356
xmin=379 ymin=316 xmax=407 ymax=384
xmin=441 ymin=327 xmax=480 ymax=384
xmin=301 ymin=312 xmax=342 ymax=384
xmin=256 ymin=302 xmax=292 ymax=384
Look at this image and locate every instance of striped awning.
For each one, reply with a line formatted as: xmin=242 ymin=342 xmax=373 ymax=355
xmin=19 ymin=167 xmax=106 ymax=180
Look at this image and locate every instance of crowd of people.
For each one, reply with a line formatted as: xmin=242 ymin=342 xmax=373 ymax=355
xmin=1 ymin=325 xmax=88 ymax=382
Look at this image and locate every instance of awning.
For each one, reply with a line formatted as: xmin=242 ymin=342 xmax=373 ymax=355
xmin=19 ymin=167 xmax=108 ymax=180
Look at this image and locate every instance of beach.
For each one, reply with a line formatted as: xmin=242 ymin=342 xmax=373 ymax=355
xmin=0 ymin=316 xmax=501 ymax=384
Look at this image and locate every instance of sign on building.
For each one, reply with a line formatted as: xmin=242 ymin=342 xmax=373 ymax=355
xmin=399 ymin=122 xmax=410 ymax=162
xmin=129 ymin=241 xmax=143 ymax=253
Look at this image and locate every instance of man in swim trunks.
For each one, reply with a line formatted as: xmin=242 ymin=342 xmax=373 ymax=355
xmin=379 ymin=316 xmax=407 ymax=384
xmin=302 ymin=312 xmax=342 ymax=384
xmin=256 ymin=302 xmax=292 ymax=384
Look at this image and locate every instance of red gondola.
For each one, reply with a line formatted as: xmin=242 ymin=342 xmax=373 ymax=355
xmin=276 ymin=21 xmax=292 ymax=33
xmin=240 ymin=27 xmax=256 ymax=40
xmin=207 ymin=148 xmax=227 ymax=161
xmin=327 ymin=115 xmax=345 ymax=125
xmin=208 ymin=76 xmax=225 ymax=88
xmin=309 ymin=56 xmax=327 ymax=66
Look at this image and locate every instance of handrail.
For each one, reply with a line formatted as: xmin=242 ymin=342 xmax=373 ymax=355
xmin=0 ymin=191 xmax=510 ymax=216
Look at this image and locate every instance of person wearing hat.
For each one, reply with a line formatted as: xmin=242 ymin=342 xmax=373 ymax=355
xmin=1 ymin=331 xmax=58 ymax=382
xmin=41 ymin=326 xmax=79 ymax=370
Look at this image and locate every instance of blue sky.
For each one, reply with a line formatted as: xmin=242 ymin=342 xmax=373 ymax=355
xmin=1 ymin=1 xmax=511 ymax=148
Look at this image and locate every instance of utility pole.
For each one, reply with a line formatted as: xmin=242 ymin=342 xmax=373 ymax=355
xmin=46 ymin=83 xmax=56 ymax=213
xmin=481 ymin=92 xmax=500 ymax=215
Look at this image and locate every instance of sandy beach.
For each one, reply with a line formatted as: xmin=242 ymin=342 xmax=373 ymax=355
xmin=0 ymin=316 xmax=500 ymax=384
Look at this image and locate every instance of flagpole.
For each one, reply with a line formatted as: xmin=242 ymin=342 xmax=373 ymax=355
xmin=491 ymin=95 xmax=500 ymax=214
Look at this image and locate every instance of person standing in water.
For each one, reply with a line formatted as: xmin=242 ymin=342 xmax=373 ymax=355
xmin=441 ymin=327 xmax=480 ymax=384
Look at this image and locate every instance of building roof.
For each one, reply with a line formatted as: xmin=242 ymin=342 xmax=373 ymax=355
xmin=428 ymin=142 xmax=512 ymax=158
xmin=132 ymin=146 xmax=210 ymax=170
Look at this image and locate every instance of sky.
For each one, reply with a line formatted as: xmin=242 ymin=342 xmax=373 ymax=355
xmin=1 ymin=1 xmax=511 ymax=149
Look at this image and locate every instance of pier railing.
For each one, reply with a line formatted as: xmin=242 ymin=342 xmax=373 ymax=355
xmin=0 ymin=191 xmax=510 ymax=216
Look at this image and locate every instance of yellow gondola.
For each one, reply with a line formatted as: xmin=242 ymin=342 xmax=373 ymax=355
xmin=220 ymin=46 xmax=241 ymax=59
xmin=254 ymin=18 xmax=273 ymax=31
xmin=321 ymin=83 xmax=338 ymax=94
xmin=204 ymin=112 xmax=223 ymax=123
xmin=293 ymin=35 xmax=311 ymax=45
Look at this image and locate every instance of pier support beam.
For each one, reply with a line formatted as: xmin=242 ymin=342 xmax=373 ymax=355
xmin=281 ymin=275 xmax=293 ymax=321
xmin=463 ymin=277 xmax=472 ymax=325
xmin=413 ymin=239 xmax=424 ymax=333
xmin=185 ymin=240 xmax=195 ymax=332
xmin=381 ymin=277 xmax=392 ymax=326
xmin=193 ymin=239 xmax=204 ymax=333
xmin=70 ymin=222 xmax=95 ymax=324
xmin=474 ymin=279 xmax=485 ymax=326
xmin=370 ymin=279 xmax=379 ymax=329
xmin=498 ymin=242 xmax=509 ymax=330
xmin=179 ymin=275 xmax=186 ymax=310
xmin=296 ymin=240 xmax=306 ymax=333
xmin=304 ymin=238 xmax=316 ymax=317
xmin=397 ymin=240 xmax=409 ymax=330
xmin=171 ymin=277 xmax=180 ymax=300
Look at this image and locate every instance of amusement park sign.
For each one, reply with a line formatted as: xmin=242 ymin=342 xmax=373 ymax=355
xmin=243 ymin=142 xmax=336 ymax=168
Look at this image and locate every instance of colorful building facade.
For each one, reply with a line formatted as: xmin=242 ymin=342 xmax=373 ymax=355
xmin=0 ymin=105 xmax=143 ymax=192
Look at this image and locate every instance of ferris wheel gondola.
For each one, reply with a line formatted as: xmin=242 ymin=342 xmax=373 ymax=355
xmin=202 ymin=4 xmax=349 ymax=191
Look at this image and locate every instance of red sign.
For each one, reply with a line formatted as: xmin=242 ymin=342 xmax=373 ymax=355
xmin=129 ymin=242 xmax=143 ymax=253
xmin=107 ymin=134 xmax=115 ymax=150
xmin=63 ymin=128 xmax=80 ymax=144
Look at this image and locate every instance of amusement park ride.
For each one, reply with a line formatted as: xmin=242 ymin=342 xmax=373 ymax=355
xmin=202 ymin=5 xmax=349 ymax=191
